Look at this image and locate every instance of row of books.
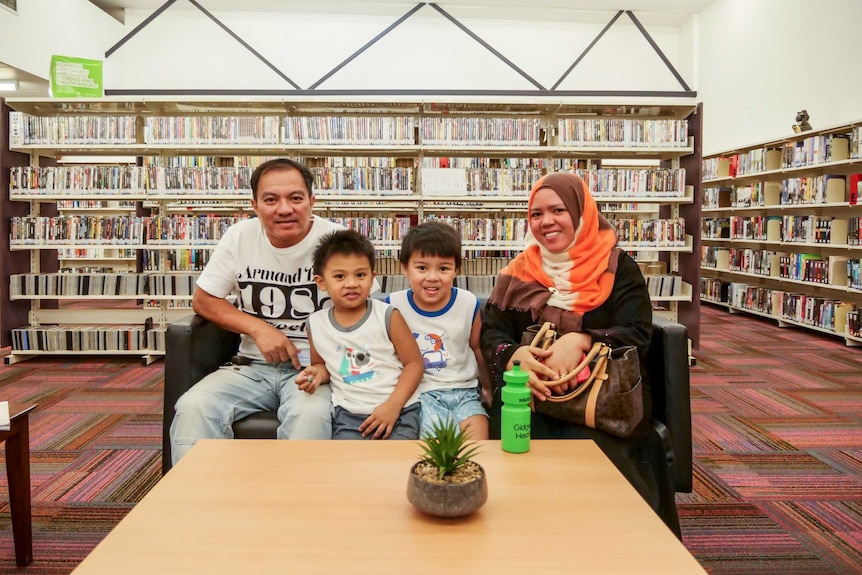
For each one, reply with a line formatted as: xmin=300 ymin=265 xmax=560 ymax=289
xmin=728 ymin=215 xmax=773 ymax=241
xmin=9 ymin=113 xmax=136 ymax=145
xmin=286 ymin=116 xmax=415 ymax=146
xmin=778 ymin=254 xmax=835 ymax=284
xmin=145 ymin=116 xmax=281 ymax=145
xmin=9 ymin=215 xmax=248 ymax=245
xmin=11 ymin=164 xmax=682 ymax=197
xmin=610 ymin=218 xmax=687 ymax=247
xmin=423 ymin=215 xmax=528 ymax=244
xmin=312 ymin=166 xmax=413 ymax=193
xmin=702 ymin=218 xmax=730 ymax=239
xmin=727 ymin=283 xmax=855 ymax=333
xmin=147 ymin=215 xmax=248 ymax=244
xmin=643 ymin=274 xmax=683 ymax=297
xmin=850 ymin=259 xmax=862 ymax=290
xmin=59 ymin=266 xmax=129 ymax=273
xmin=10 ymin=273 xmax=201 ymax=297
xmin=705 ymin=215 xmax=844 ymax=244
xmin=11 ymin=165 xmax=141 ymax=192
xmin=700 ymin=278 xmax=728 ymax=302
xmin=780 ymin=293 xmax=853 ymax=330
xmin=848 ymin=311 xmax=861 ymax=337
xmin=728 ymin=248 xmax=773 ymax=275
xmin=702 ymin=133 xmax=856 ymax=179
xmin=557 ymin=118 xmax=689 ymax=147
xmin=58 ymin=247 xmax=137 ymax=258
xmin=142 ymin=249 xmax=212 ymax=272
xmin=702 ymin=248 xmax=862 ymax=287
xmin=375 ymin=275 xmax=497 ymax=295
xmin=572 ymin=168 xmax=686 ymax=197
xmin=366 ymin=257 xmax=508 ymax=277
xmin=419 ymin=117 xmax=541 ymax=146
xmin=782 ymin=216 xmax=838 ymax=244
xmin=11 ymin=273 xmax=145 ymax=297
xmin=420 ymin=157 xmax=549 ymax=169
xmin=849 ymin=218 xmax=862 ymax=245
xmin=420 ymin=167 xmax=540 ymax=195
xmin=11 ymin=325 xmax=165 ymax=352
xmin=700 ymin=246 xmax=726 ymax=269
xmin=702 ymin=175 xmax=848 ymax=208
xmin=58 ymin=200 xmax=136 ymax=210
xmin=10 ymin=112 xmax=691 ymax=149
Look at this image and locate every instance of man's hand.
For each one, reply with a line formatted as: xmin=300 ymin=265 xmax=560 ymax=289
xmin=250 ymin=322 xmax=301 ymax=368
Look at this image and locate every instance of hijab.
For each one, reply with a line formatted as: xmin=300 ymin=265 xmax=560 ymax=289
xmin=488 ymin=172 xmax=620 ymax=333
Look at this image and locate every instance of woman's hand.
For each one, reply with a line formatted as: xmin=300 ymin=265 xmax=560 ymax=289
xmin=543 ymin=332 xmax=593 ymax=394
xmin=507 ymin=345 xmax=558 ymax=400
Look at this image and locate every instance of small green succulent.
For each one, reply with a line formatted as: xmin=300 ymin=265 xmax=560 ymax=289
xmin=419 ymin=419 xmax=481 ymax=481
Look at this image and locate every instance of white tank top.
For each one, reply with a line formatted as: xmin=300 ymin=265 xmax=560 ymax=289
xmin=387 ymin=287 xmax=480 ymax=393
xmin=308 ymin=298 xmax=419 ymax=414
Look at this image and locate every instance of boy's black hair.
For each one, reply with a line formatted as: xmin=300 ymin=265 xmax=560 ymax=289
xmin=313 ymin=229 xmax=375 ymax=277
xmin=399 ymin=221 xmax=462 ymax=269
xmin=250 ymin=158 xmax=315 ymax=200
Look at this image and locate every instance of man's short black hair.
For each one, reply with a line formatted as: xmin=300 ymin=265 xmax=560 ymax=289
xmin=313 ymin=229 xmax=375 ymax=277
xmin=399 ymin=221 xmax=462 ymax=270
xmin=250 ymin=158 xmax=314 ymax=200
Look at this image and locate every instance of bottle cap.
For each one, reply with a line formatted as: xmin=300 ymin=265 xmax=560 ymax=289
xmin=503 ymin=360 xmax=529 ymax=385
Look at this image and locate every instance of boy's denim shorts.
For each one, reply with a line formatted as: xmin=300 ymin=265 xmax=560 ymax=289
xmin=419 ymin=387 xmax=487 ymax=437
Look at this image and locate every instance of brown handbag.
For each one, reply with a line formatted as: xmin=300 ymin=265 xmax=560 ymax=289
xmin=520 ymin=322 xmax=644 ymax=438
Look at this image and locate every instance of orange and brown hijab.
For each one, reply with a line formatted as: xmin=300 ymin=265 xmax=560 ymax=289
xmin=488 ymin=172 xmax=620 ymax=333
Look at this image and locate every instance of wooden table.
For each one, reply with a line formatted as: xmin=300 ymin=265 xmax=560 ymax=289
xmin=0 ymin=403 xmax=36 ymax=567
xmin=72 ymin=439 xmax=707 ymax=575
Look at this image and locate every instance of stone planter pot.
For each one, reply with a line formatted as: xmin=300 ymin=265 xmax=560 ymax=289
xmin=406 ymin=461 xmax=488 ymax=518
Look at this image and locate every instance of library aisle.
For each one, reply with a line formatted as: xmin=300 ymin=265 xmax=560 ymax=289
xmin=0 ymin=306 xmax=860 ymax=574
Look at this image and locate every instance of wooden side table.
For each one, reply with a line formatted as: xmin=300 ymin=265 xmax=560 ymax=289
xmin=0 ymin=404 xmax=37 ymax=567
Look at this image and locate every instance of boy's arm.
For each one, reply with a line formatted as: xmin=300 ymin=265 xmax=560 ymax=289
xmin=297 ymin=332 xmax=331 ymax=394
xmin=469 ymin=312 xmax=493 ymax=407
xmin=360 ymin=309 xmax=424 ymax=439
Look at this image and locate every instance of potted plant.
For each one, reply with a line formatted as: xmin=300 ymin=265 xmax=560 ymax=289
xmin=407 ymin=419 xmax=488 ymax=518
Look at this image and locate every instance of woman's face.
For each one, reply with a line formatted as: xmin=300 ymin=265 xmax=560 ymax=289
xmin=529 ymin=187 xmax=576 ymax=253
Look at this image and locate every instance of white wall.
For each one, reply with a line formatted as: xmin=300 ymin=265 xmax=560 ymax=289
xmin=698 ymin=0 xmax=862 ymax=155
xmin=104 ymin=5 xmax=691 ymax=94
xmin=0 ymin=0 xmax=120 ymax=80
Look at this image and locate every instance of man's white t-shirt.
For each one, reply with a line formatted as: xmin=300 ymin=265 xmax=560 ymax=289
xmin=196 ymin=216 xmax=345 ymax=364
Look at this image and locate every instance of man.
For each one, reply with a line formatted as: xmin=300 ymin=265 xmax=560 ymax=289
xmin=169 ymin=158 xmax=344 ymax=464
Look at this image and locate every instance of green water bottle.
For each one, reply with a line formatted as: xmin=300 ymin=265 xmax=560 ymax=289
xmin=501 ymin=360 xmax=531 ymax=453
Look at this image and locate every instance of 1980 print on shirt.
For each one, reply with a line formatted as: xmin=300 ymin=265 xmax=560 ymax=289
xmin=236 ymin=265 xmax=330 ymax=335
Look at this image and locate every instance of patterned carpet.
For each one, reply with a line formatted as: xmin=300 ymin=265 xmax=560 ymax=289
xmin=0 ymin=306 xmax=859 ymax=573
xmin=0 ymin=358 xmax=162 ymax=574
xmin=679 ymin=305 xmax=862 ymax=575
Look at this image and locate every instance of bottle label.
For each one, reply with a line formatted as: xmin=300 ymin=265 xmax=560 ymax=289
xmin=513 ymin=422 xmax=530 ymax=439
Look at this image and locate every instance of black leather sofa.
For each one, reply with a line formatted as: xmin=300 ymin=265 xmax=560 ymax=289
xmin=162 ymin=311 xmax=692 ymax=495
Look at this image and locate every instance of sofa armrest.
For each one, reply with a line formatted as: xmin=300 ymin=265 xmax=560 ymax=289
xmin=162 ymin=314 xmax=239 ymax=473
xmin=647 ymin=316 xmax=693 ymax=493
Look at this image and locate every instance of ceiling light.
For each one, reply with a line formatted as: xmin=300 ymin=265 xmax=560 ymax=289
xmin=0 ymin=80 xmax=19 ymax=91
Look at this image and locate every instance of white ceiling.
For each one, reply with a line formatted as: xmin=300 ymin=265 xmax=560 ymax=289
xmin=1 ymin=0 xmax=717 ymax=97
xmin=89 ymin=0 xmax=717 ymax=23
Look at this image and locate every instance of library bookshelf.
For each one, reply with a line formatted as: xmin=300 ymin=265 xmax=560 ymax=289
xmin=700 ymin=119 xmax=862 ymax=347
xmin=3 ymin=97 xmax=702 ymax=362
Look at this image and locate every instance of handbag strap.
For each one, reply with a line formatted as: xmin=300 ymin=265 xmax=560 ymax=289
xmin=543 ymin=344 xmax=610 ymax=402
xmin=527 ymin=322 xmax=610 ymax=392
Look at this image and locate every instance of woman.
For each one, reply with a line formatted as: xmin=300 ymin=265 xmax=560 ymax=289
xmin=480 ymin=171 xmax=679 ymax=535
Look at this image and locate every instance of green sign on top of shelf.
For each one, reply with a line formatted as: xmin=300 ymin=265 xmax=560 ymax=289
xmin=49 ymin=55 xmax=103 ymax=98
